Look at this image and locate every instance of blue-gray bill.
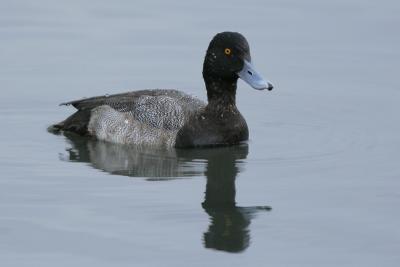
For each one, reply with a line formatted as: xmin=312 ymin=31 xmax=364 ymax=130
xmin=237 ymin=60 xmax=274 ymax=91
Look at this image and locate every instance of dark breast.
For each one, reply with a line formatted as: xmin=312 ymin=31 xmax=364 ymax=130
xmin=175 ymin=108 xmax=249 ymax=148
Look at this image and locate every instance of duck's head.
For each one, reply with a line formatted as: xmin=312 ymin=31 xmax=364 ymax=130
xmin=203 ymin=32 xmax=273 ymax=92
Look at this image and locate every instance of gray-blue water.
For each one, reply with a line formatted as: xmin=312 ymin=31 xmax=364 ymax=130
xmin=1 ymin=0 xmax=400 ymax=266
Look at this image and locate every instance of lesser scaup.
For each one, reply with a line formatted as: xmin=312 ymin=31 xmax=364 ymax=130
xmin=52 ymin=32 xmax=274 ymax=148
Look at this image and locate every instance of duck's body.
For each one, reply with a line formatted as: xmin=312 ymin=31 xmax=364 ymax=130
xmin=53 ymin=32 xmax=273 ymax=148
xmin=57 ymin=89 xmax=205 ymax=147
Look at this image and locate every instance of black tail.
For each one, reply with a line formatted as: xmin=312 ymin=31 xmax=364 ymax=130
xmin=49 ymin=109 xmax=92 ymax=135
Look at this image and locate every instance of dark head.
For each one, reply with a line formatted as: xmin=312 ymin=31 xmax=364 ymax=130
xmin=203 ymin=32 xmax=273 ymax=101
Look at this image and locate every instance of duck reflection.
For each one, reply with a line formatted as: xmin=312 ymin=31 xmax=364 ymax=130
xmin=60 ymin=132 xmax=201 ymax=179
xmin=201 ymin=146 xmax=271 ymax=252
xmin=60 ymin=132 xmax=271 ymax=252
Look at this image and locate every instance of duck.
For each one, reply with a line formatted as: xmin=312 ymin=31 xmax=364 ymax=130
xmin=52 ymin=32 xmax=274 ymax=148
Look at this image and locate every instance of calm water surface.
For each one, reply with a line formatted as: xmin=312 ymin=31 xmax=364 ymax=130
xmin=1 ymin=0 xmax=400 ymax=266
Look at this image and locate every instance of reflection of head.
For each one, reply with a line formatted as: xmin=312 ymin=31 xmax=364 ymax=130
xmin=202 ymin=206 xmax=251 ymax=252
xmin=199 ymin=145 xmax=252 ymax=252
xmin=198 ymin=145 xmax=271 ymax=253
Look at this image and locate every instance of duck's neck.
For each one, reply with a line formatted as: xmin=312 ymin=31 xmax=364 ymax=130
xmin=205 ymin=77 xmax=238 ymax=108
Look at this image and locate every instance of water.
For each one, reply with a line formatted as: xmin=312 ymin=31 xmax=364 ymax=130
xmin=1 ymin=0 xmax=400 ymax=266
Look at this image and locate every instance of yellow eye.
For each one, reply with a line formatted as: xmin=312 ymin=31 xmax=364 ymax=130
xmin=224 ymin=48 xmax=231 ymax=55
